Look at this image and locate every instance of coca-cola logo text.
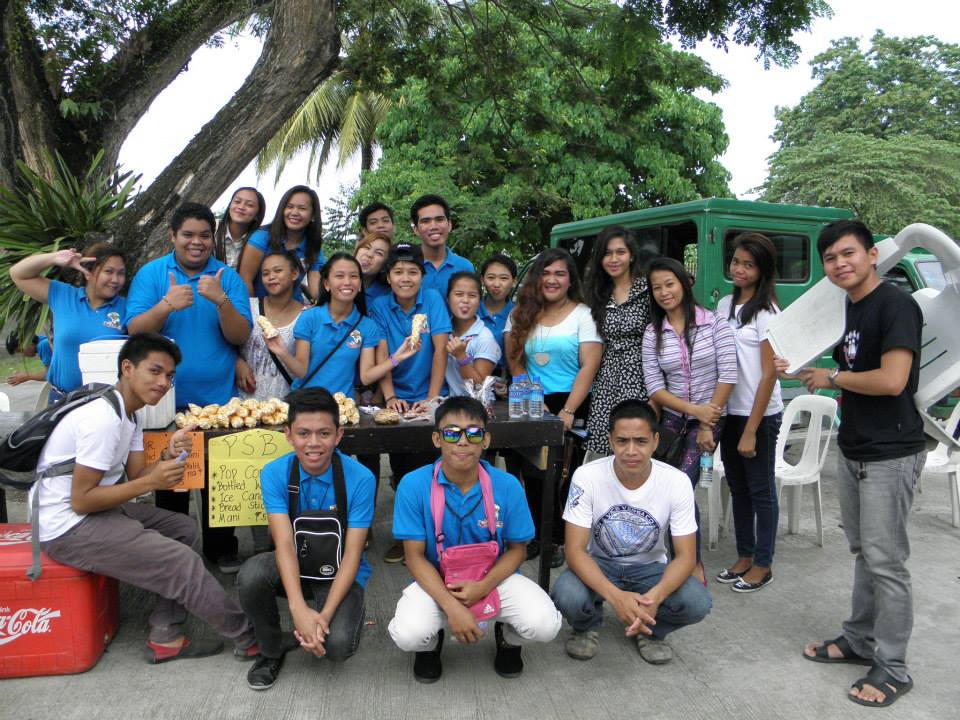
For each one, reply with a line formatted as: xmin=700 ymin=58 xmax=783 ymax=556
xmin=0 ymin=607 xmax=62 ymax=645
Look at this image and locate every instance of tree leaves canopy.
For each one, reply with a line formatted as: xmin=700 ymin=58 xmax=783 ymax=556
xmin=348 ymin=3 xmax=733 ymax=261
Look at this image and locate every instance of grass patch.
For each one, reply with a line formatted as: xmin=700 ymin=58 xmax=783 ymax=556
xmin=0 ymin=356 xmax=45 ymax=380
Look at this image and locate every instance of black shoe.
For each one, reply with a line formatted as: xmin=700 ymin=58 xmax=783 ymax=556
xmin=493 ymin=622 xmax=523 ymax=678
xmin=413 ymin=629 xmax=444 ymax=684
xmin=549 ymin=543 xmax=565 ymax=569
xmin=716 ymin=566 xmax=750 ymax=584
xmin=525 ymin=539 xmax=541 ymax=561
xmin=247 ymin=654 xmax=284 ymax=691
xmin=731 ymin=571 xmax=774 ymax=593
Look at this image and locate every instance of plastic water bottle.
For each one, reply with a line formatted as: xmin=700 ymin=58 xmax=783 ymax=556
xmin=509 ymin=376 xmax=526 ymax=418
xmin=699 ymin=451 xmax=714 ymax=489
xmin=528 ymin=377 xmax=544 ymax=419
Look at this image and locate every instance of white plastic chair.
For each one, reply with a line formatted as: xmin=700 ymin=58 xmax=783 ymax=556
xmin=920 ymin=401 xmax=960 ymax=528
xmin=0 ymin=391 xmax=9 ymax=412
xmin=33 ymin=382 xmax=51 ymax=412
xmin=775 ymin=394 xmax=838 ymax=547
xmin=704 ymin=448 xmax=726 ymax=550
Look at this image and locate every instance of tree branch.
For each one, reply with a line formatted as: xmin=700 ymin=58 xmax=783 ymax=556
xmin=110 ymin=0 xmax=340 ymax=264
xmin=93 ymin=0 xmax=273 ymax=169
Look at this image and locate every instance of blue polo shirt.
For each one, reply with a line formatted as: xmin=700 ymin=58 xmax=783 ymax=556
xmin=261 ymin=450 xmax=375 ymax=588
xmin=247 ymin=229 xmax=325 ymax=300
xmin=36 ymin=336 xmax=52 ymax=368
xmin=392 ymin=460 xmax=534 ymax=570
xmin=421 ymin=247 xmax=475 ymax=297
xmin=47 ymin=281 xmax=125 ymax=391
xmin=364 ymin=280 xmax=391 ymax=308
xmin=125 ymin=252 xmax=252 ymax=407
xmin=478 ymin=298 xmax=514 ymax=365
xmin=291 ymin=305 xmax=381 ymax=397
xmin=369 ymin=288 xmax=452 ymax=401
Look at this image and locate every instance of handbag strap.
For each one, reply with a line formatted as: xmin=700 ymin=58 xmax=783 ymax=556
xmin=429 ymin=461 xmax=497 ymax=559
xmin=287 ymin=453 xmax=348 ymax=529
xmin=300 ymin=312 xmax=362 ymax=388
xmin=259 ymin=297 xmax=294 ymax=386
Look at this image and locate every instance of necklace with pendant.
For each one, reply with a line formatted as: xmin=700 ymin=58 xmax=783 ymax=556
xmin=533 ymin=300 xmax=568 ymax=366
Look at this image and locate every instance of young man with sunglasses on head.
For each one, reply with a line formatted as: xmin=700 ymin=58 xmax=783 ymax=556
xmin=387 ymin=396 xmax=561 ymax=682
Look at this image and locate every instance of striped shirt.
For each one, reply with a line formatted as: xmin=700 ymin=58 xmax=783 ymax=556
xmin=642 ymin=306 xmax=737 ymax=416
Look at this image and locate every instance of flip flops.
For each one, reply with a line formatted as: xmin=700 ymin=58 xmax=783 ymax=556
xmin=849 ymin=665 xmax=914 ymax=708
xmin=803 ymin=635 xmax=873 ymax=665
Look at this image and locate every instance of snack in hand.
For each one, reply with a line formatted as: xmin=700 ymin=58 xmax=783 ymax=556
xmin=409 ymin=313 xmax=428 ymax=344
xmin=257 ymin=315 xmax=280 ymax=339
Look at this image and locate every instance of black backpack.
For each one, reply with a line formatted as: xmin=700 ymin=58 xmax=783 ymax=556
xmin=0 ymin=382 xmax=123 ymax=580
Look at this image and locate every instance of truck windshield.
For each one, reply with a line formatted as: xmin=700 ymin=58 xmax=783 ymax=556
xmin=916 ymin=260 xmax=946 ymax=291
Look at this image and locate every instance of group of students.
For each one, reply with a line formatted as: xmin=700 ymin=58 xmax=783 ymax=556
xmin=13 ymin=185 xmax=925 ymax=706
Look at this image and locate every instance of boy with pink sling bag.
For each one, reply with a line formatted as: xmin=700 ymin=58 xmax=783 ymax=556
xmin=387 ymin=397 xmax=561 ymax=683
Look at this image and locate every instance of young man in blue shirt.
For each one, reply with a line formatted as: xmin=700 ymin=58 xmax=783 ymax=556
xmin=410 ymin=194 xmax=474 ymax=296
xmin=388 ymin=396 xmax=561 ymax=682
xmin=237 ymin=387 xmax=375 ymax=691
xmin=126 ymin=202 xmax=253 ymax=572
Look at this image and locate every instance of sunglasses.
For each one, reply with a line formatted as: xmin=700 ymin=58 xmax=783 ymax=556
xmin=438 ymin=425 xmax=487 ymax=444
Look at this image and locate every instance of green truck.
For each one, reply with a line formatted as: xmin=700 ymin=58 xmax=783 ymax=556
xmin=547 ymin=198 xmax=951 ymax=409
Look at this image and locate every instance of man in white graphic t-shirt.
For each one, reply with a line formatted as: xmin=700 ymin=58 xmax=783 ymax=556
xmin=551 ymin=399 xmax=712 ymax=665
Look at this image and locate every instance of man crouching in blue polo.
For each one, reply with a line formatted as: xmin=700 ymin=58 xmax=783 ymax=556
xmin=388 ymin=396 xmax=561 ymax=682
xmin=237 ymin=387 xmax=375 ymax=690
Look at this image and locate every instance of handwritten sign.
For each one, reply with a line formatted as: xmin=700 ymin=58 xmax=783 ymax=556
xmin=207 ymin=429 xmax=292 ymax=527
xmin=142 ymin=432 xmax=205 ymax=490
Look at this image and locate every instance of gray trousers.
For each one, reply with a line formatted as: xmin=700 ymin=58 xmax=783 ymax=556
xmin=42 ymin=501 xmax=255 ymax=647
xmin=837 ymin=452 xmax=923 ymax=683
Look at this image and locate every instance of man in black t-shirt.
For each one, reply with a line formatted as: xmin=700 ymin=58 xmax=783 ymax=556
xmin=792 ymin=220 xmax=924 ymax=709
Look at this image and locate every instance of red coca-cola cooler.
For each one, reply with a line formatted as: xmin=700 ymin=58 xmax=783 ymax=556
xmin=0 ymin=524 xmax=119 ymax=678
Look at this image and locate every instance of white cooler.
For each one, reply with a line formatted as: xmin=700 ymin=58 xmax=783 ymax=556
xmin=78 ymin=338 xmax=176 ymax=429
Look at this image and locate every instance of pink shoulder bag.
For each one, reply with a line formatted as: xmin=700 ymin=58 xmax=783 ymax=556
xmin=430 ymin=462 xmax=501 ymax=620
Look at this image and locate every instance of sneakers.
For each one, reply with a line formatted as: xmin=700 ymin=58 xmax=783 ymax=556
xmin=413 ymin=630 xmax=444 ymax=683
xmin=636 ymin=636 xmax=673 ymax=665
xmin=565 ymin=630 xmax=600 ymax=661
xmin=217 ymin=553 xmax=242 ymax=574
xmin=716 ymin=566 xmax=750 ymax=584
xmin=493 ymin=622 xmax=523 ymax=678
xmin=145 ymin=637 xmax=224 ymax=664
xmin=247 ymin=654 xmax=285 ymax=691
xmin=732 ymin=570 xmax=774 ymax=593
xmin=384 ymin=540 xmax=405 ymax=564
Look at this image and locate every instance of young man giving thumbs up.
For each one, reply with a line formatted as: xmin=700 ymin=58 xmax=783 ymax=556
xmin=126 ymin=202 xmax=252 ymax=407
xmin=126 ymin=202 xmax=253 ymax=571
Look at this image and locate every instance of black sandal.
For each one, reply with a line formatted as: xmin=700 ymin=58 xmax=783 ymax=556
xmin=849 ymin=665 xmax=913 ymax=707
xmin=803 ymin=635 xmax=873 ymax=665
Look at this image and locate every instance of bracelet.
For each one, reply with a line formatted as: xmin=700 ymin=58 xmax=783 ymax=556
xmin=216 ymin=293 xmax=228 ymax=309
xmin=161 ymin=297 xmax=174 ymax=310
xmin=385 ymin=395 xmax=397 ymax=404
xmin=389 ymin=354 xmax=399 ymax=369
xmin=559 ymin=408 xmax=574 ymax=416
xmin=456 ymin=354 xmax=474 ymax=367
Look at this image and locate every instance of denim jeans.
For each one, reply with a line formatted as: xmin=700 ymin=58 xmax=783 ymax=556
xmin=551 ymin=556 xmax=712 ymax=641
xmin=720 ymin=413 xmax=781 ymax=568
xmin=237 ymin=551 xmax=365 ymax=661
xmin=837 ymin=452 xmax=923 ymax=684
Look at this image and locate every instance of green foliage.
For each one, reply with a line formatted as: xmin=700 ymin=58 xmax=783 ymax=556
xmin=322 ymin=184 xmax=361 ymax=255
xmin=351 ymin=5 xmax=732 ymax=262
xmin=0 ymin=151 xmax=139 ymax=342
xmin=763 ymin=33 xmax=960 ymax=239
xmin=773 ymin=32 xmax=960 ymax=147
xmin=762 ymin=132 xmax=960 ymax=239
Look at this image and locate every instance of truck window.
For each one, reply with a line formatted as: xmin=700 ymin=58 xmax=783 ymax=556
xmin=916 ymin=260 xmax=945 ymax=291
xmin=883 ymin=267 xmax=915 ymax=293
xmin=556 ymin=220 xmax=697 ymax=279
xmin=723 ymin=230 xmax=809 ymax=282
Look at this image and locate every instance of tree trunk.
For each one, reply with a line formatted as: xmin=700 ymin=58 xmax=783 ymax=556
xmin=0 ymin=0 xmax=63 ymax=187
xmin=110 ymin=0 xmax=340 ymax=265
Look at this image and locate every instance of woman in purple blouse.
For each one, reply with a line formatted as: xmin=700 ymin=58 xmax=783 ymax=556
xmin=642 ymin=257 xmax=737 ymax=582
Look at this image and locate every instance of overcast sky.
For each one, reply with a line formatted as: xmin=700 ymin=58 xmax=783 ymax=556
xmin=118 ymin=0 xmax=960 ymax=222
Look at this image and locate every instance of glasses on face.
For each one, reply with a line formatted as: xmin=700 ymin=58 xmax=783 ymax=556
xmin=439 ymin=425 xmax=487 ymax=444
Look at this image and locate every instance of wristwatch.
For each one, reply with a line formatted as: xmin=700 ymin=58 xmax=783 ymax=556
xmin=828 ymin=367 xmax=840 ymax=389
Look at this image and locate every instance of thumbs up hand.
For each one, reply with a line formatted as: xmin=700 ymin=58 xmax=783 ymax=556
xmin=164 ymin=272 xmax=194 ymax=311
xmin=197 ymin=267 xmax=227 ymax=305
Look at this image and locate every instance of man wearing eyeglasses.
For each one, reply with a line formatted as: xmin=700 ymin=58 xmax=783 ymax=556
xmin=387 ymin=396 xmax=561 ymax=682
